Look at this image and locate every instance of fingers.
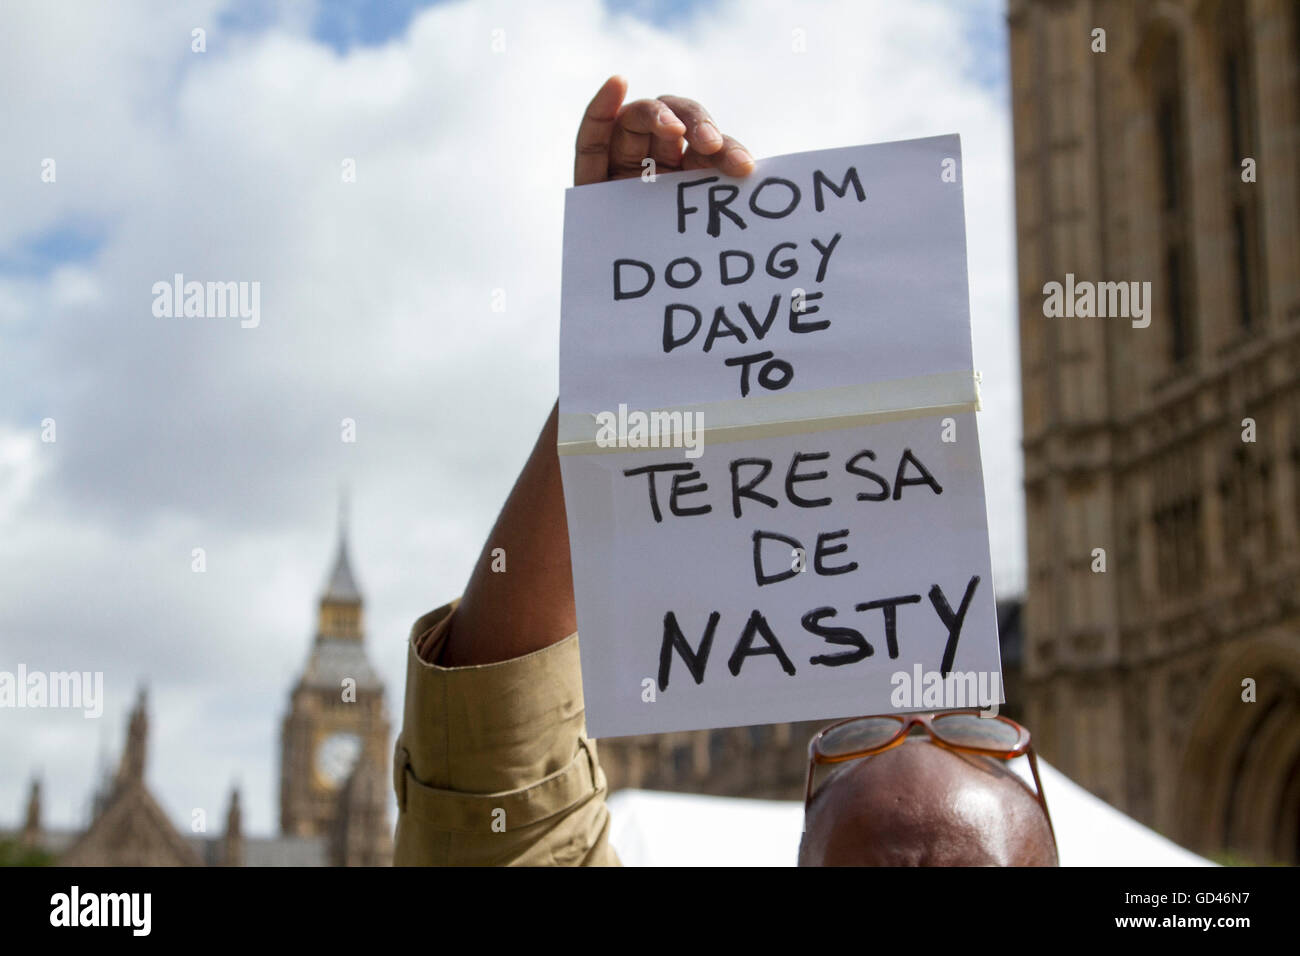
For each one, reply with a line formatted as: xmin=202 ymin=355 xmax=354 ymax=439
xmin=659 ymin=94 xmax=754 ymax=176
xmin=681 ymin=133 xmax=756 ymax=177
xmin=574 ymin=75 xmax=628 ymax=186
xmin=658 ymin=94 xmax=723 ymax=155
xmin=608 ymin=98 xmax=687 ymax=176
xmin=649 ymin=127 xmax=686 ymax=171
xmin=615 ymin=98 xmax=687 ymax=138
xmin=576 ymin=80 xmax=755 ymax=185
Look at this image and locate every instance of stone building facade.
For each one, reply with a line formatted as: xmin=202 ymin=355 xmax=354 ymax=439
xmin=599 ymin=720 xmax=826 ymax=800
xmin=1010 ymin=0 xmax=1300 ymax=862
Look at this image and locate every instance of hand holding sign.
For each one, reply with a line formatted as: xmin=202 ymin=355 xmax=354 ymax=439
xmin=573 ymin=76 xmax=756 ymax=186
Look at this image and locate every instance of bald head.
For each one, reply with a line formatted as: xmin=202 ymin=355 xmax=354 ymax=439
xmin=798 ymin=738 xmax=1057 ymax=866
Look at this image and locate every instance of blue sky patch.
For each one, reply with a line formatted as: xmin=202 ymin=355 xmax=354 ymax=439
xmin=311 ymin=0 xmax=443 ymax=54
xmin=0 ymin=221 xmax=106 ymax=278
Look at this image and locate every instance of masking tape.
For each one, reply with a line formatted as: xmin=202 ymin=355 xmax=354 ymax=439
xmin=557 ymin=370 xmax=981 ymax=456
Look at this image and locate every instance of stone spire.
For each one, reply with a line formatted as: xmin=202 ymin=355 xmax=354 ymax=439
xmin=21 ymin=777 xmax=41 ymax=846
xmin=89 ymin=721 xmax=113 ymax=821
xmin=323 ymin=491 xmax=361 ymax=605
xmin=316 ymin=493 xmax=364 ymax=642
xmin=116 ymin=687 xmax=149 ymax=789
xmin=222 ymin=786 xmax=244 ymax=867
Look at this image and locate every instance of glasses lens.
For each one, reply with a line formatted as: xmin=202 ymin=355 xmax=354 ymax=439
xmin=931 ymin=713 xmax=1021 ymax=751
xmin=818 ymin=717 xmax=904 ymax=758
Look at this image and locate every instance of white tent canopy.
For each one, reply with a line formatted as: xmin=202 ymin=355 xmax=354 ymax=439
xmin=607 ymin=758 xmax=1211 ymax=866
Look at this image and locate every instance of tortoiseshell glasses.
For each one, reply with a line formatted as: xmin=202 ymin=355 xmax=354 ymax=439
xmin=804 ymin=710 xmax=1055 ymax=844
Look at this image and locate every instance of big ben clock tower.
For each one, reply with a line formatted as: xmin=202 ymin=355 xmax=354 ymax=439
xmin=280 ymin=503 xmax=391 ymax=864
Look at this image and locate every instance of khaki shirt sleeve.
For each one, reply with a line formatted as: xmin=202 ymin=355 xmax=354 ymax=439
xmin=392 ymin=599 xmax=620 ymax=866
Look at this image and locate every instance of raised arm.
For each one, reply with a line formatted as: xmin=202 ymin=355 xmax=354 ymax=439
xmin=394 ymin=78 xmax=751 ymax=866
xmin=437 ymin=76 xmax=753 ymax=667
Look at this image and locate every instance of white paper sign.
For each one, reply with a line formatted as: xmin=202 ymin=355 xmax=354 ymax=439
xmin=559 ymin=135 xmax=1002 ymax=738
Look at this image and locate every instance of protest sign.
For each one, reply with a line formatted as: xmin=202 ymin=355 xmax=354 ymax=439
xmin=558 ymin=135 xmax=1001 ymax=738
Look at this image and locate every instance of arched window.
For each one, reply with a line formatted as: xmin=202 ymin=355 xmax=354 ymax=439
xmin=1153 ymin=445 xmax=1202 ymax=598
xmin=1221 ymin=2 xmax=1266 ymax=330
xmin=1219 ymin=440 xmax=1273 ymax=574
xmin=1293 ymin=395 xmax=1300 ymax=531
xmin=1148 ymin=31 xmax=1197 ymax=365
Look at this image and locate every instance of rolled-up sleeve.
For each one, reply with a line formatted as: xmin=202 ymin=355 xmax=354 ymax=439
xmin=392 ymin=600 xmax=620 ymax=866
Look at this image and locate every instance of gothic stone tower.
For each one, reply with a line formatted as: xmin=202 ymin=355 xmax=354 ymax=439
xmin=1010 ymin=0 xmax=1300 ymax=862
xmin=280 ymin=511 xmax=391 ymax=863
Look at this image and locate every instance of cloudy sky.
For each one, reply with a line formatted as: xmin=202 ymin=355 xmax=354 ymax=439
xmin=0 ymin=0 xmax=1019 ymax=836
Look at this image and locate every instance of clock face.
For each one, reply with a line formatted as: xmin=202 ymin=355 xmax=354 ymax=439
xmin=315 ymin=732 xmax=363 ymax=788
